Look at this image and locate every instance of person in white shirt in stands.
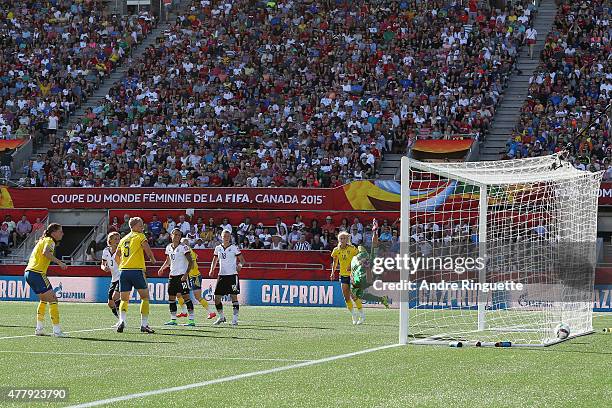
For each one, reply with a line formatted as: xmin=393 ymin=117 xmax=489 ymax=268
xmin=525 ymin=26 xmax=537 ymax=59
xmin=293 ymin=234 xmax=312 ymax=251
xmin=270 ymin=234 xmax=285 ymax=250
xmin=177 ymin=215 xmax=191 ymax=236
xmin=101 ymin=232 xmax=121 ymax=323
xmin=209 ymin=230 xmax=246 ymax=326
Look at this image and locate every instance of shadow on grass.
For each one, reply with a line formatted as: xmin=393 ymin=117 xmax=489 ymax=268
xmin=154 ymin=331 xmax=267 ymax=341
xmin=69 ymin=337 xmax=175 ymax=344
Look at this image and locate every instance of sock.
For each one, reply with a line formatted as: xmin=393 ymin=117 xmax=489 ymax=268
xmin=140 ymin=299 xmax=150 ymax=327
xmin=119 ymin=300 xmax=128 ymax=323
xmin=199 ymin=298 xmax=210 ymax=310
xmin=232 ymin=301 xmax=239 ymax=317
xmin=345 ymin=299 xmax=354 ymax=312
xmin=355 ymin=299 xmax=363 ymax=310
xmin=169 ymin=300 xmax=177 ymax=320
xmin=178 ymin=296 xmax=188 ymax=314
xmin=185 ymin=299 xmax=195 ymax=320
xmin=110 ymin=301 xmax=119 ymax=317
xmin=37 ymin=301 xmax=47 ymax=326
xmin=215 ymin=302 xmax=224 ymax=317
xmin=49 ymin=302 xmax=60 ymax=325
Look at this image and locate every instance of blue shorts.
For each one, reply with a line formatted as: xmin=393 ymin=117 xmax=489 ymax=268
xmin=24 ymin=271 xmax=53 ymax=295
xmin=339 ymin=275 xmax=351 ymax=285
xmin=119 ymin=269 xmax=148 ymax=292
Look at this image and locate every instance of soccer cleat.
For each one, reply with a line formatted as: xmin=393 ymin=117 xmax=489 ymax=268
xmin=52 ymin=330 xmax=67 ymax=337
xmin=213 ymin=316 xmax=226 ymax=325
xmin=207 ymin=312 xmax=217 ymax=320
xmin=381 ymin=296 xmax=390 ymax=309
xmin=140 ymin=325 xmax=155 ymax=334
xmin=186 ymin=320 xmax=196 ymax=327
xmin=164 ymin=320 xmax=178 ymax=326
xmin=116 ymin=321 xmax=125 ymax=333
xmin=357 ymin=312 xmax=365 ymax=325
xmin=351 ymin=313 xmax=359 ymax=325
xmin=35 ymin=328 xmax=46 ymax=336
xmin=176 ymin=313 xmax=188 ymax=318
xmin=231 ymin=317 xmax=238 ymax=326
xmin=112 ymin=321 xmax=122 ymax=329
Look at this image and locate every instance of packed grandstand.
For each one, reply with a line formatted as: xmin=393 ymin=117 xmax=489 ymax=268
xmin=0 ymin=0 xmax=610 ymax=257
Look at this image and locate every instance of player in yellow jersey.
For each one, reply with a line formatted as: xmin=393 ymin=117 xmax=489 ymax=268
xmin=115 ymin=217 xmax=157 ymax=334
xmin=24 ymin=223 xmax=68 ymax=337
xmin=181 ymin=238 xmax=216 ymax=320
xmin=331 ymin=231 xmax=360 ymax=324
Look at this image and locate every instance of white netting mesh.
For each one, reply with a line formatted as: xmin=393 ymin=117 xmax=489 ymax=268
xmin=400 ymin=154 xmax=602 ymax=346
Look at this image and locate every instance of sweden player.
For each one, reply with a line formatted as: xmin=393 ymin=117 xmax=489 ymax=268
xmin=24 ymin=223 xmax=68 ymax=337
xmin=157 ymin=229 xmax=195 ymax=326
xmin=181 ymin=238 xmax=216 ymax=320
xmin=115 ymin=217 xmax=156 ymax=333
xmin=331 ymin=231 xmax=360 ymax=324
xmin=101 ymin=232 xmax=121 ymax=321
xmin=209 ymin=229 xmax=245 ymax=326
xmin=350 ymin=219 xmax=390 ymax=324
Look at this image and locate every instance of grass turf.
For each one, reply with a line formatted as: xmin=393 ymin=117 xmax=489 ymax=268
xmin=0 ymin=302 xmax=610 ymax=407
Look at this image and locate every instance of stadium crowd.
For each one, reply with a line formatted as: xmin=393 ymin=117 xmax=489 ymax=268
xmin=19 ymin=0 xmax=536 ymax=188
xmin=105 ymin=213 xmax=400 ymax=254
xmin=504 ymin=0 xmax=611 ymax=178
xmin=0 ymin=0 xmax=155 ymax=178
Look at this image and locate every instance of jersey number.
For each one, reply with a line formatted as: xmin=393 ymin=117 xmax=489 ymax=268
xmin=220 ymin=253 xmax=226 ymax=259
xmin=123 ymin=242 xmax=130 ymax=257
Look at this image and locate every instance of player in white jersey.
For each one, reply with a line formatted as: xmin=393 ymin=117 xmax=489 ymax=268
xmin=158 ymin=229 xmax=195 ymax=326
xmin=209 ymin=229 xmax=246 ymax=326
xmin=101 ymin=232 xmax=121 ymax=321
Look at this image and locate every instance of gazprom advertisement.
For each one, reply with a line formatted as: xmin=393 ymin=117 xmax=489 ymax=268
xmin=0 ymin=276 xmax=610 ymax=311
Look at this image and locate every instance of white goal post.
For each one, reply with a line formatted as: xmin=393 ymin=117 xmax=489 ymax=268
xmin=399 ymin=154 xmax=602 ymax=347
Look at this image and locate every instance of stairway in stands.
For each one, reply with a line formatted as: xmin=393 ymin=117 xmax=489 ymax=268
xmin=11 ymin=2 xmax=188 ymax=182
xmin=478 ymin=0 xmax=558 ymax=161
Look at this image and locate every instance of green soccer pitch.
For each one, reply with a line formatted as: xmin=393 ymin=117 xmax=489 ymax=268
xmin=0 ymin=301 xmax=610 ymax=407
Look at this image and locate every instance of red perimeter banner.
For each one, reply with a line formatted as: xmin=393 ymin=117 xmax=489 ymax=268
xmin=1 ymin=180 xmax=612 ymax=210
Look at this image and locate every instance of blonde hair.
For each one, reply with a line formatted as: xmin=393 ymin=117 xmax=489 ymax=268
xmin=129 ymin=217 xmax=143 ymax=229
xmin=337 ymin=231 xmax=350 ymax=248
xmin=107 ymin=231 xmax=120 ymax=245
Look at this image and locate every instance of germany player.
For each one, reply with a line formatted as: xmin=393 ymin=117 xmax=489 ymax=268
xmin=24 ymin=223 xmax=68 ymax=337
xmin=101 ymin=232 xmax=121 ymax=321
xmin=209 ymin=229 xmax=245 ymax=326
xmin=331 ymin=231 xmax=360 ymax=324
xmin=115 ymin=217 xmax=156 ymax=333
xmin=158 ymin=230 xmax=195 ymax=326
xmin=181 ymin=238 xmax=216 ymax=320
xmin=350 ymin=219 xmax=390 ymax=324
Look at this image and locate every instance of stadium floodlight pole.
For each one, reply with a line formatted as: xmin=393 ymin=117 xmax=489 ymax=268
xmin=477 ymin=185 xmax=487 ymax=331
xmin=399 ymin=156 xmax=410 ymax=345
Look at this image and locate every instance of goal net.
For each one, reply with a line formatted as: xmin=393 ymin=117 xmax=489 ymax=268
xmin=398 ymin=154 xmax=602 ymax=346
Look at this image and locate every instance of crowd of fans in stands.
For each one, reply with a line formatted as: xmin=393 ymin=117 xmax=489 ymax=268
xmin=0 ymin=0 xmax=155 ymax=178
xmin=19 ymin=0 xmax=536 ymax=188
xmin=0 ymin=215 xmax=44 ymax=256
xmin=105 ymin=213 xmax=400 ymax=254
xmin=505 ymin=0 xmax=611 ymax=178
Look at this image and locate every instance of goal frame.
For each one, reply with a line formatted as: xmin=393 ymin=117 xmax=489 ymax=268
xmin=398 ymin=155 xmax=598 ymax=347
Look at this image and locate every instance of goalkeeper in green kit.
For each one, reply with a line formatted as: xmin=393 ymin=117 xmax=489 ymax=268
xmin=350 ymin=219 xmax=390 ymax=321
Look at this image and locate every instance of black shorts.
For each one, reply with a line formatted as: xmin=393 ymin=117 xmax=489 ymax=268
xmin=168 ymin=275 xmax=190 ymax=297
xmin=214 ymin=274 xmax=240 ymax=296
xmin=108 ymin=280 xmax=120 ymax=300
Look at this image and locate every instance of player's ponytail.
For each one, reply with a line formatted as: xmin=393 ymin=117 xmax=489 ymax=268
xmin=42 ymin=223 xmax=62 ymax=242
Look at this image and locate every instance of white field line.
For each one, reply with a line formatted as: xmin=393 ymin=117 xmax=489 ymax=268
xmin=0 ymin=349 xmax=309 ymax=363
xmin=0 ymin=327 xmax=114 ymax=340
xmin=66 ymin=343 xmax=401 ymax=408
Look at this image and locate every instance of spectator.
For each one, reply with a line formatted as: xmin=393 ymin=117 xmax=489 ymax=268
xmin=15 ymin=215 xmax=32 ymax=245
xmin=322 ymin=216 xmax=336 ymax=234
xmin=177 ymin=215 xmax=191 ymax=236
xmin=194 ymin=238 xmax=206 ymax=249
xmin=148 ymin=214 xmax=163 ymax=239
xmin=309 ymin=219 xmax=322 ymax=238
xmin=270 ymin=234 xmax=285 ymax=250
xmin=32 ymin=218 xmax=45 ymax=233
xmin=220 ymin=217 xmax=232 ymax=233
xmin=0 ymin=222 xmax=10 ymax=256
xmin=291 ymin=215 xmax=305 ymax=231
xmin=156 ymin=228 xmax=170 ymax=248
xmin=119 ymin=214 xmax=131 ymax=236
xmin=164 ymin=216 xmax=176 ymax=233
xmin=311 ymin=234 xmax=324 ymax=250
xmin=109 ymin=216 xmax=120 ymax=233
xmin=293 ymin=234 xmax=312 ymax=251
xmin=288 ymin=226 xmax=302 ymax=248
xmin=350 ymin=226 xmax=363 ymax=246
xmin=259 ymin=228 xmax=272 ymax=249
xmin=250 ymin=236 xmax=265 ymax=249
xmin=275 ymin=217 xmax=289 ymax=242
xmin=237 ymin=217 xmax=254 ymax=241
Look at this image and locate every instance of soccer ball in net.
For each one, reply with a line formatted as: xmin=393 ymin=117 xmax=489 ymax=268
xmin=555 ymin=323 xmax=570 ymax=340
